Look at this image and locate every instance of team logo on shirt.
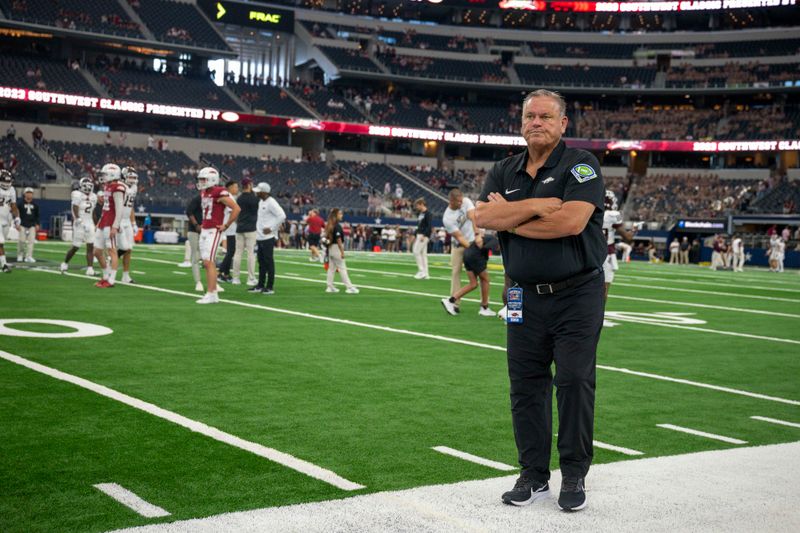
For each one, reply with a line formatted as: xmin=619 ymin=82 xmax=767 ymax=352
xmin=571 ymin=164 xmax=598 ymax=183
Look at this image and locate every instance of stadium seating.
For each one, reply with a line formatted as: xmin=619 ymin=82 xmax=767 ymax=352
xmin=0 ymin=56 xmax=99 ymax=95
xmin=94 ymin=64 xmax=241 ymax=110
xmin=516 ymin=64 xmax=656 ymax=89
xmin=0 ymin=137 xmax=52 ymax=187
xmin=45 ymin=140 xmax=198 ymax=207
xmin=377 ymin=52 xmax=508 ymax=83
xmin=0 ymin=0 xmax=143 ymax=38
xmin=230 ymin=83 xmax=313 ymax=117
xmin=628 ymin=173 xmax=760 ymax=226
xmin=200 ymin=154 xmax=366 ymax=213
xmin=749 ymin=180 xmax=800 ymax=214
xmin=338 ymin=162 xmax=447 ymax=215
xmin=134 ymin=0 xmax=229 ymax=50
xmin=319 ymin=47 xmax=382 ymax=73
xmin=289 ymin=83 xmax=367 ymax=122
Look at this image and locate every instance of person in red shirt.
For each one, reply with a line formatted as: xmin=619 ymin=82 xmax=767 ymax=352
xmin=305 ymin=208 xmax=325 ymax=263
xmin=197 ymin=167 xmax=240 ymax=304
xmin=93 ymin=163 xmax=126 ymax=288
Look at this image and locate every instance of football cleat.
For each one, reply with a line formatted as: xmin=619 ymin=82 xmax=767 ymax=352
xmin=85 ymin=266 xmax=95 ymax=276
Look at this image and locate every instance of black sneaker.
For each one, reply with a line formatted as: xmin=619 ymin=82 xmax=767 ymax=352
xmin=501 ymin=476 xmax=550 ymax=506
xmin=558 ymin=477 xmax=587 ymax=512
xmin=263 ymin=289 xmax=275 ymax=295
xmin=248 ymin=286 xmax=264 ymax=293
xmin=1 ymin=265 xmax=10 ymax=273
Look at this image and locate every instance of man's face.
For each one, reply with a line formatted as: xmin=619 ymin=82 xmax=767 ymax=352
xmin=24 ymin=192 xmax=33 ymax=202
xmin=521 ymin=97 xmax=567 ymax=151
xmin=449 ymin=195 xmax=463 ymax=210
xmin=257 ymin=192 xmax=268 ymax=200
xmin=228 ymin=184 xmax=239 ymax=196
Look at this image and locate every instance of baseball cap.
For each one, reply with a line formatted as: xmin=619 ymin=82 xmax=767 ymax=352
xmin=241 ymin=178 xmax=253 ymax=187
xmin=23 ymin=187 xmax=34 ymax=193
xmin=254 ymin=182 xmax=271 ymax=194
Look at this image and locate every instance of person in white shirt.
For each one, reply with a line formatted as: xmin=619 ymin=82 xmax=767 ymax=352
xmin=768 ymin=235 xmax=785 ymax=273
xmin=0 ymin=170 xmax=21 ymax=273
xmin=442 ymin=188 xmax=476 ymax=313
xmin=668 ymin=238 xmax=680 ymax=264
xmin=61 ymin=177 xmax=97 ymax=275
xmin=386 ymin=225 xmax=398 ymax=252
xmin=250 ymin=182 xmax=286 ymax=294
xmin=731 ymin=234 xmax=745 ymax=272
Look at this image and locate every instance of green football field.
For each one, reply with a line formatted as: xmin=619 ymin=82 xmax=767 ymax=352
xmin=1 ymin=240 xmax=799 ymax=533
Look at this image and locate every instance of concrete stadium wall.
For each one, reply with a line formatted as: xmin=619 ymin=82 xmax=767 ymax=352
xmin=646 ymin=167 xmax=769 ymax=180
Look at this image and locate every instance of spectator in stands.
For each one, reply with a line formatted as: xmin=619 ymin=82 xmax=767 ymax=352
xmin=32 ymin=127 xmax=43 ymax=148
xmin=6 ymin=125 xmax=15 ymax=139
xmin=232 ymin=178 xmax=258 ymax=286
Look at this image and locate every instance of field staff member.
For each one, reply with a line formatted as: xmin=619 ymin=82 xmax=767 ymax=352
xmin=474 ymin=89 xmax=606 ymax=512
xmin=442 ymin=188 xmax=476 ymax=313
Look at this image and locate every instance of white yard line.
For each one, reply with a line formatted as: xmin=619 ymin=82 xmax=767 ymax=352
xmin=431 ymin=446 xmax=516 ymax=471
xmin=132 ymin=270 xmax=146 ymax=275
xmin=32 ymin=269 xmax=800 ymax=407
xmin=93 ymin=483 xmax=170 ymax=518
xmin=616 ymin=274 xmax=800 ymax=294
xmin=750 ymin=416 xmax=800 ymax=429
xmin=171 ymin=271 xmax=187 ymax=276
xmin=614 ymin=282 xmax=800 ymax=304
xmin=598 ymin=366 xmax=800 ymax=406
xmin=656 ymin=424 xmax=747 ymax=445
xmin=609 ymin=294 xmax=800 ymax=319
xmin=0 ymin=349 xmax=364 ymax=492
xmin=623 ymin=264 xmax=800 ymax=287
xmin=593 ymin=440 xmax=644 ymax=456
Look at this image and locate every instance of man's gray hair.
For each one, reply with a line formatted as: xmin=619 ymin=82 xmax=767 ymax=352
xmin=522 ymin=89 xmax=567 ymax=118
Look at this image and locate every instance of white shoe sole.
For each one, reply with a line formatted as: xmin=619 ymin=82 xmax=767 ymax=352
xmin=557 ymin=498 xmax=587 ymax=511
xmin=506 ymin=488 xmax=550 ymax=507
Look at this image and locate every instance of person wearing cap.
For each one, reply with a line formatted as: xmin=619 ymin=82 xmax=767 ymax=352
xmin=232 ymin=178 xmax=259 ymax=286
xmin=250 ymin=182 xmax=286 ymax=294
xmin=17 ymin=187 xmax=40 ymax=263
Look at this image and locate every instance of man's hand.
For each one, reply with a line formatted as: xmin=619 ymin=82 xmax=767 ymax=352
xmin=487 ymin=192 xmax=508 ymax=204
xmin=531 ymin=198 xmax=562 ymax=217
xmin=263 ymin=228 xmax=272 ymax=235
xmin=475 ymin=235 xmax=484 ymax=249
xmin=110 ymin=227 xmax=118 ymax=238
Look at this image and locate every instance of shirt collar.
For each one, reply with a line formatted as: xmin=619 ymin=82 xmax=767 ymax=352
xmin=515 ymin=140 xmax=567 ymax=174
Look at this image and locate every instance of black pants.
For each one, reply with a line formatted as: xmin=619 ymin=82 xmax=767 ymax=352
xmin=219 ymin=235 xmax=236 ymax=275
xmin=507 ymin=273 xmax=605 ymax=482
xmin=256 ymin=238 xmax=275 ymax=290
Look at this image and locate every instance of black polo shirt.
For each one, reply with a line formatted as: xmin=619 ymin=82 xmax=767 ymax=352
xmin=479 ymin=141 xmax=605 ymax=283
xmin=415 ymin=210 xmax=432 ymax=237
xmin=236 ymin=192 xmax=259 ymax=233
xmin=19 ymin=200 xmax=39 ymax=227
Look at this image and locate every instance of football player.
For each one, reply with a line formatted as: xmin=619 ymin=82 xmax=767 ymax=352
xmin=196 ymin=167 xmax=240 ymax=304
xmin=93 ymin=163 xmax=126 ymax=287
xmin=61 ymin=177 xmax=97 ymax=275
xmin=0 ymin=170 xmax=21 ymax=273
xmin=602 ymin=189 xmax=634 ymax=301
xmin=119 ymin=167 xmax=139 ymax=284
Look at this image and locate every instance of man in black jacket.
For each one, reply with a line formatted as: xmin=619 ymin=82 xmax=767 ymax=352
xmin=185 ymin=193 xmax=203 ymax=291
xmin=231 ymin=178 xmax=258 ymax=286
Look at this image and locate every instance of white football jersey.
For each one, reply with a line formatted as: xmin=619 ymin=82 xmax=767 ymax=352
xmin=0 ymin=186 xmax=16 ymax=219
xmin=71 ymin=190 xmax=97 ymax=222
xmin=732 ymin=237 xmax=743 ymax=254
xmin=603 ymin=210 xmax=622 ymax=244
xmin=121 ymin=184 xmax=137 ymax=219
